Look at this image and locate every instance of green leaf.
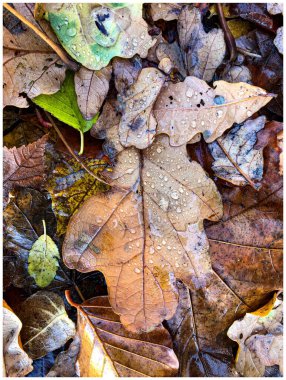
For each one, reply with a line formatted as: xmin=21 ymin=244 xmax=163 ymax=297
xmin=38 ymin=3 xmax=153 ymax=70
xmin=32 ymin=71 xmax=97 ymax=134
xmin=28 ymin=220 xmax=60 ymax=287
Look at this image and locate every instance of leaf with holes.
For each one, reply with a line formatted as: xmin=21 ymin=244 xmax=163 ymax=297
xmin=153 ymin=76 xmax=274 ymax=146
xmin=39 ymin=3 xmax=154 ymax=70
xmin=68 ymin=294 xmax=179 ymax=377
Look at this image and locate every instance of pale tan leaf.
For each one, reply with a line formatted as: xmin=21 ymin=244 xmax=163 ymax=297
xmin=46 ymin=335 xmax=80 ymax=377
xmin=156 ymin=41 xmax=187 ymax=77
xmin=118 ymin=68 xmax=165 ymax=149
xmin=63 ymin=134 xmax=223 ymax=332
xmin=209 ymin=116 xmax=266 ymax=187
xmin=17 ymin=291 xmax=76 ymax=359
xmin=227 ymin=296 xmax=283 ymax=377
xmin=274 ymin=26 xmax=283 ymax=54
xmin=74 ymin=66 xmax=112 ymax=119
xmin=113 ymin=57 xmax=142 ymax=95
xmin=71 ymin=295 xmax=178 ymax=377
xmin=3 ymin=301 xmax=33 ymax=377
xmin=3 ymin=26 xmax=66 ymax=108
xmin=153 ymin=76 xmax=273 ymax=146
xmin=178 ymin=6 xmax=226 ymax=81
xmin=150 ymin=3 xmax=183 ymax=21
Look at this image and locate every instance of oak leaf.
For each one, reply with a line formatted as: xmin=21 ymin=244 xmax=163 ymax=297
xmin=149 ymin=3 xmax=183 ymax=21
xmin=41 ymin=4 xmax=154 ymax=70
xmin=227 ymin=295 xmax=283 ymax=377
xmin=3 ymin=134 xmax=48 ymax=203
xmin=118 ymin=67 xmax=165 ymax=149
xmin=63 ymin=133 xmax=223 ymax=332
xmin=3 ymin=3 xmax=66 ymax=108
xmin=209 ymin=116 xmax=266 ymax=187
xmin=69 ymin=294 xmax=179 ymax=376
xmin=3 ymin=300 xmax=33 ymax=377
xmin=156 ymin=41 xmax=187 ymax=78
xmin=178 ymin=6 xmax=226 ymax=82
xmin=113 ymin=57 xmax=142 ymax=95
xmin=153 ymin=76 xmax=274 ymax=146
xmin=17 ymin=291 xmax=75 ymax=359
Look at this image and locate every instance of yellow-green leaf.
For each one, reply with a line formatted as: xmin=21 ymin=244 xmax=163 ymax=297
xmin=28 ymin=221 xmax=60 ymax=287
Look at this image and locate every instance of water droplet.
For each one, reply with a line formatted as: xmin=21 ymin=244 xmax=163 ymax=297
xmin=175 ymin=262 xmax=180 ymax=268
xmin=151 ymin=184 xmax=155 ymax=189
xmin=66 ymin=27 xmax=77 ymax=37
xmin=176 ymin=207 xmax=182 ymax=213
xmin=191 ymin=121 xmax=196 ymax=128
xmin=157 ymin=147 xmax=162 ymax=153
xmin=171 ymin=191 xmax=179 ymax=200
xmin=216 ymin=110 xmax=223 ymax=118
xmin=130 ymin=229 xmax=136 ymax=234
xmin=247 ymin=110 xmax=252 ymax=117
xmin=149 ymin=259 xmax=153 ymax=264
xmin=162 ymin=240 xmax=166 ymax=245
xmin=179 ymin=187 xmax=184 ymax=193
xmin=146 ymin=171 xmax=151 ymax=177
xmin=150 ymin=247 xmax=155 ymax=254
xmin=157 ymin=245 xmax=162 ymax=250
xmin=167 ymin=246 xmax=172 ymax=250
xmin=134 ymin=267 xmax=141 ymax=274
xmin=164 ymin=176 xmax=168 ymax=182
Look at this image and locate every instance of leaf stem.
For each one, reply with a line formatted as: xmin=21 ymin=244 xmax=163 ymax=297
xmin=79 ymin=130 xmax=84 ymax=156
xmin=216 ymin=3 xmax=237 ymax=62
xmin=42 ymin=219 xmax=47 ymax=238
xmin=3 ymin=3 xmax=79 ymax=71
xmin=44 ymin=111 xmax=110 ymax=186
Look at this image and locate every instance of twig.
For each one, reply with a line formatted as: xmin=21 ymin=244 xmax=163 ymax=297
xmin=45 ymin=111 xmax=110 ymax=186
xmin=216 ymin=3 xmax=237 ymax=62
xmin=216 ymin=137 xmax=259 ymax=191
xmin=237 ymin=47 xmax=262 ymax=59
xmin=3 ymin=3 xmax=79 ymax=71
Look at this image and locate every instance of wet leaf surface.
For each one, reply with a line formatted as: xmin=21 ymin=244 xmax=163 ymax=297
xmin=153 ymin=77 xmax=273 ymax=146
xmin=17 ymin=291 xmax=76 ymax=359
xmin=70 ymin=295 xmax=179 ymax=376
xmin=42 ymin=4 xmax=154 ymax=70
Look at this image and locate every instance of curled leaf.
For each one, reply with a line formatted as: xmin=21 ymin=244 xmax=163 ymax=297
xmin=227 ymin=295 xmax=283 ymax=377
xmin=17 ymin=291 xmax=75 ymax=359
xmin=153 ymin=77 xmax=273 ymax=146
xmin=3 ymin=300 xmax=33 ymax=377
xmin=42 ymin=3 xmax=154 ymax=70
xmin=70 ymin=294 xmax=178 ymax=377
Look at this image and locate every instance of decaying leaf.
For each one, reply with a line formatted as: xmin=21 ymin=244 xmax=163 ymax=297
xmin=156 ymin=41 xmax=187 ymax=78
xmin=209 ymin=116 xmax=266 ymax=187
xmin=70 ymin=294 xmax=179 ymax=376
xmin=3 ymin=300 xmax=33 ymax=377
xmin=4 ymin=187 xmax=57 ymax=289
xmin=153 ymin=77 xmax=273 ymax=146
xmin=118 ymin=68 xmax=165 ymax=149
xmin=28 ymin=221 xmax=60 ymax=288
xmin=274 ymin=26 xmax=283 ymax=54
xmin=3 ymin=3 xmax=66 ymax=108
xmin=277 ymin=131 xmax=283 ymax=175
xmin=46 ymin=335 xmax=80 ymax=377
xmin=227 ymin=295 xmax=283 ymax=377
xmin=74 ymin=66 xmax=112 ymax=119
xmin=17 ymin=291 xmax=75 ymax=359
xmin=220 ymin=64 xmax=252 ymax=84
xmin=267 ymin=3 xmax=283 ymax=15
xmin=178 ymin=6 xmax=226 ymax=81
xmin=41 ymin=3 xmax=154 ymax=70
xmin=113 ymin=57 xmax=142 ymax=95
xmin=150 ymin=3 xmax=183 ymax=21
xmin=63 ymin=132 xmax=223 ymax=332
xmin=3 ymin=134 xmax=48 ymax=203
xmin=47 ymin=154 xmax=108 ymax=236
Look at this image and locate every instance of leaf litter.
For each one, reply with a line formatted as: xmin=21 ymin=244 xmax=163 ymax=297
xmin=3 ymin=2 xmax=283 ymax=378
